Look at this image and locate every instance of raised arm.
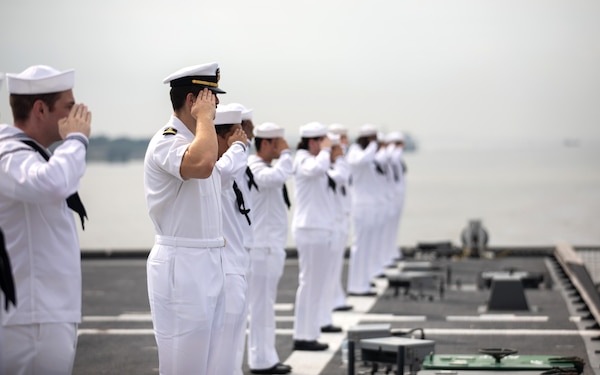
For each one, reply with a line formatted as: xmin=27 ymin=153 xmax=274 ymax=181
xmin=180 ymin=89 xmax=218 ymax=180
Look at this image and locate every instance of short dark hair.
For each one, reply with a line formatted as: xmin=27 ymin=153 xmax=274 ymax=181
xmin=297 ymin=136 xmax=323 ymax=150
xmin=296 ymin=137 xmax=310 ymax=150
xmin=357 ymin=136 xmax=371 ymax=150
xmin=169 ymin=86 xmax=204 ymax=111
xmin=255 ymin=137 xmax=273 ymax=152
xmin=10 ymin=92 xmax=62 ymax=122
xmin=215 ymin=124 xmax=235 ymax=138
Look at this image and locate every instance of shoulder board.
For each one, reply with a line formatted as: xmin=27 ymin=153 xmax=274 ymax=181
xmin=162 ymin=127 xmax=178 ymax=136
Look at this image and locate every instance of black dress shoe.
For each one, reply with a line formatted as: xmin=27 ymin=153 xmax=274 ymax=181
xmin=333 ymin=304 xmax=353 ymax=311
xmin=321 ymin=324 xmax=343 ymax=333
xmin=293 ymin=339 xmax=329 ymax=351
xmin=348 ymin=291 xmax=377 ymax=297
xmin=250 ymin=362 xmax=292 ymax=374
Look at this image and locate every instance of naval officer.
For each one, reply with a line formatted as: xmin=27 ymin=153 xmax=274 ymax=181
xmin=144 ymin=62 xmax=227 ymax=374
xmin=0 ymin=65 xmax=91 ymax=375
xmin=246 ymin=122 xmax=293 ymax=373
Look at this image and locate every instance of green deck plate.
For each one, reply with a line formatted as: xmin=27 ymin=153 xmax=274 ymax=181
xmin=422 ymin=354 xmax=578 ymax=371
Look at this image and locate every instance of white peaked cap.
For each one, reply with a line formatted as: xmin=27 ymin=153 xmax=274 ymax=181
xmin=254 ymin=122 xmax=284 ymax=138
xmin=358 ymin=123 xmax=378 ymax=137
xmin=328 ymin=123 xmax=348 ymax=135
xmin=214 ymin=104 xmax=242 ymax=125
xmin=300 ymin=122 xmax=328 ymax=138
xmin=7 ymin=65 xmax=75 ymax=95
xmin=228 ymin=103 xmax=253 ymax=121
xmin=162 ymin=62 xmax=225 ymax=94
xmin=386 ymin=131 xmax=405 ymax=143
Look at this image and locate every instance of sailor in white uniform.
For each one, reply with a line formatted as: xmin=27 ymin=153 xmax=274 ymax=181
xmin=212 ymin=104 xmax=251 ymax=375
xmin=0 ymin=65 xmax=92 ymax=375
xmin=318 ymin=131 xmax=350 ymax=332
xmin=246 ymin=122 xmax=293 ymax=374
xmin=325 ymin=123 xmax=353 ymax=313
xmin=144 ymin=62 xmax=227 ymax=375
xmin=225 ymin=102 xmax=255 ymax=375
xmin=370 ymin=132 xmax=395 ymax=279
xmin=346 ymin=124 xmax=386 ymax=296
xmin=317 ymin=130 xmax=350 ymax=331
xmin=383 ymin=131 xmax=407 ymax=264
xmin=292 ymin=122 xmax=342 ymax=351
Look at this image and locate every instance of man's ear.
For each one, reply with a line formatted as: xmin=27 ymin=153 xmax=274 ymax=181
xmin=186 ymin=92 xmax=196 ymax=108
xmin=32 ymin=100 xmax=46 ymax=119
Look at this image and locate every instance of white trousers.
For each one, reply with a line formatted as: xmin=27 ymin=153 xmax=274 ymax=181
xmin=247 ymin=247 xmax=286 ymax=369
xmin=292 ymin=228 xmax=335 ymax=341
xmin=322 ymin=224 xmax=349 ymax=323
xmin=0 ymin=322 xmax=77 ymax=375
xmin=317 ymin=235 xmax=339 ymax=328
xmin=372 ymin=204 xmax=397 ymax=278
xmin=214 ymin=273 xmax=247 ymax=375
xmin=348 ymin=206 xmax=382 ymax=294
xmin=147 ymin=241 xmax=226 ymax=375
xmin=385 ymin=202 xmax=404 ymax=265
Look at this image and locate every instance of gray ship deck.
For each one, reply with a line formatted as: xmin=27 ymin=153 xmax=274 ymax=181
xmin=74 ymin=246 xmax=600 ymax=374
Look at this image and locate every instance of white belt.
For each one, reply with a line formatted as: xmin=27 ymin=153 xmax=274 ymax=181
xmin=155 ymin=235 xmax=225 ymax=248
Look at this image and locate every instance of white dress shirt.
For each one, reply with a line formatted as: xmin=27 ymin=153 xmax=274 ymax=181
xmin=144 ymin=115 xmax=223 ymax=240
xmin=216 ymin=141 xmax=250 ymax=275
xmin=248 ymin=150 xmax=293 ymax=249
xmin=291 ymin=148 xmax=335 ymax=231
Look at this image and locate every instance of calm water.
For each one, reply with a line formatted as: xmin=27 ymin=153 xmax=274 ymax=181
xmin=77 ymin=142 xmax=600 ymax=251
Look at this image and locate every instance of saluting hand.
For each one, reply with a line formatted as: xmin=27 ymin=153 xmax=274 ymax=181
xmin=191 ymin=88 xmax=217 ymax=121
xmin=58 ymin=103 xmax=92 ymax=139
xmin=320 ymin=136 xmax=332 ymax=150
xmin=331 ymin=144 xmax=343 ymax=161
xmin=274 ymin=138 xmax=289 ymax=155
xmin=227 ymin=128 xmax=248 ymax=147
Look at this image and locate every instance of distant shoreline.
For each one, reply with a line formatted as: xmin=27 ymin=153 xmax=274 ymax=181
xmin=82 ymin=133 xmax=418 ymax=163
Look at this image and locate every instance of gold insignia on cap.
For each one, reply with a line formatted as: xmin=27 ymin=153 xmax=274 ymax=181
xmin=162 ymin=127 xmax=178 ymax=136
xmin=191 ymin=79 xmax=218 ymax=87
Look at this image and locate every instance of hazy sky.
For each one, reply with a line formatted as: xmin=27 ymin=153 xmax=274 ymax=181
xmin=1 ymin=0 xmax=599 ymax=148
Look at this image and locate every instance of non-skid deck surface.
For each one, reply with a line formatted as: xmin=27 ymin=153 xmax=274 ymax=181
xmin=74 ymin=255 xmax=599 ymax=374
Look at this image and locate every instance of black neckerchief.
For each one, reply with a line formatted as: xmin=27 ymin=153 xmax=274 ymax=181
xmin=232 ymin=181 xmax=251 ymax=226
xmin=0 ymin=227 xmax=16 ymax=311
xmin=246 ymin=166 xmax=259 ymax=191
xmin=282 ymin=184 xmax=291 ymax=209
xmin=20 ymin=140 xmax=88 ymax=230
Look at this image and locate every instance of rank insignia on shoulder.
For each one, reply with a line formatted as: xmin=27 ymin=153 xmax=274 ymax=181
xmin=163 ymin=127 xmax=178 ymax=136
